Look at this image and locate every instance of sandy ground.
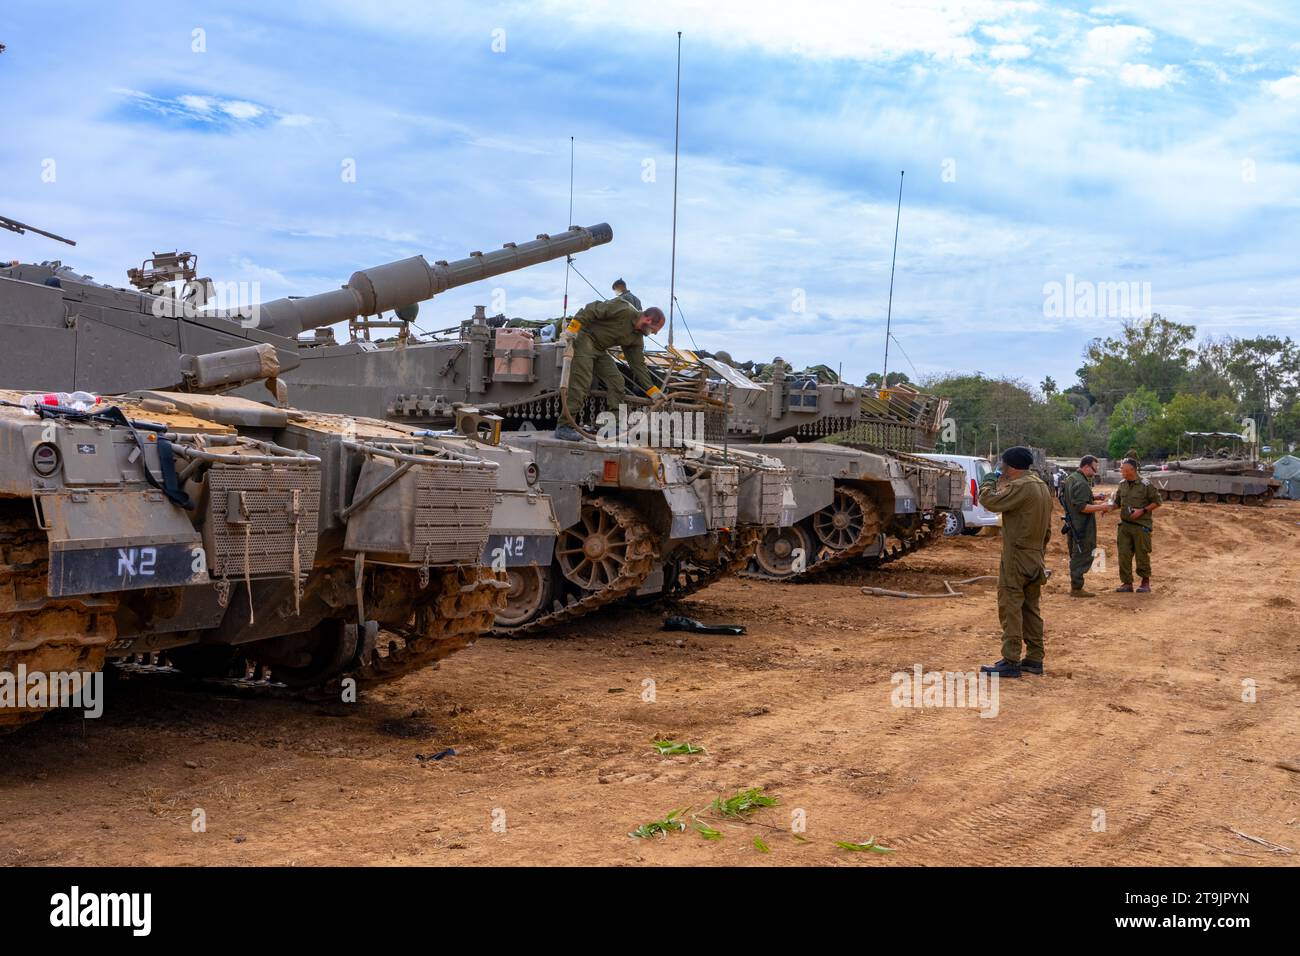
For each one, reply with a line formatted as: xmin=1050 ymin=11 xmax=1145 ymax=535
xmin=3 ymin=493 xmax=1298 ymax=866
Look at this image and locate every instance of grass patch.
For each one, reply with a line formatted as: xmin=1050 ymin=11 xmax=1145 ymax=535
xmin=834 ymin=836 xmax=894 ymax=854
xmin=654 ymin=739 xmax=706 ymax=756
xmin=629 ymin=808 xmax=688 ymax=839
xmin=711 ymin=787 xmax=779 ymax=817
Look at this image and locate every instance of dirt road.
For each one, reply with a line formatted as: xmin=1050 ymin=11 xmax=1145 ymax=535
xmin=3 ymin=496 xmax=1298 ymax=866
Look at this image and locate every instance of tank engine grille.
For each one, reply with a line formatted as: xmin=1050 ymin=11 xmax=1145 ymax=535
xmin=410 ymin=463 xmax=497 ymax=563
xmin=204 ymin=462 xmax=321 ymax=579
xmin=757 ymin=469 xmax=788 ymax=524
xmin=707 ymin=465 xmax=740 ymax=529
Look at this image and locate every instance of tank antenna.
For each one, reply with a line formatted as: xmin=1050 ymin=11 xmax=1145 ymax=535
xmin=563 ymin=136 xmax=575 ymax=318
xmin=881 ymin=169 xmax=904 ymax=392
xmin=668 ymin=31 xmax=682 ymax=349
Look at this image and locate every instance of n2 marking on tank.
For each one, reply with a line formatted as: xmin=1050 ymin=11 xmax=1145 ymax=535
xmin=482 ymin=533 xmax=554 ymax=568
xmin=48 ymin=542 xmax=209 ymax=596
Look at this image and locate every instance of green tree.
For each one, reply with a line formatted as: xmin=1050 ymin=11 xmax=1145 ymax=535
xmin=1106 ymin=386 xmax=1162 ymax=459
xmin=1142 ymin=392 xmax=1237 ymax=458
xmin=1078 ymin=315 xmax=1197 ymax=411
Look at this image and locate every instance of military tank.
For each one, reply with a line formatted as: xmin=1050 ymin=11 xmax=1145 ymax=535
xmin=0 ymin=224 xmax=792 ymax=636
xmin=1145 ymin=433 xmax=1281 ymax=504
xmin=662 ymin=354 xmax=965 ymax=580
xmin=0 ymin=344 xmax=554 ymax=729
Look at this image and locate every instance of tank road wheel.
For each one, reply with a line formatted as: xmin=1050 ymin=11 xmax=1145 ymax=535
xmin=557 ymin=500 xmax=639 ymax=594
xmin=1225 ymin=494 xmax=1241 ymax=504
xmin=1245 ymin=494 xmax=1261 ymax=505
xmin=1168 ymin=490 xmax=1186 ymax=501
xmin=753 ymin=524 xmax=814 ymax=578
xmin=495 ymin=565 xmax=553 ymax=628
xmin=1186 ymin=491 xmax=1202 ymax=503
xmin=1204 ymin=492 xmax=1219 ymax=504
xmin=813 ymin=488 xmax=870 ymax=552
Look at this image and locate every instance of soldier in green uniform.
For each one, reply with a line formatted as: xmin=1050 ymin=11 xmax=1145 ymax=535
xmin=1112 ymin=457 xmax=1162 ymax=592
xmin=612 ymin=278 xmax=642 ymax=311
xmin=556 ymin=298 xmax=665 ymax=441
xmin=976 ymin=446 xmax=1054 ymax=677
xmin=1060 ymin=454 xmax=1114 ymax=597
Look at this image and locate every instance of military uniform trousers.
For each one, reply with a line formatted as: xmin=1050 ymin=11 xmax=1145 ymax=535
xmin=1069 ymin=520 xmax=1097 ymax=589
xmin=1116 ymin=522 xmax=1152 ymax=584
xmin=998 ymin=549 xmax=1046 ymax=664
xmin=566 ymin=332 xmax=628 ymax=413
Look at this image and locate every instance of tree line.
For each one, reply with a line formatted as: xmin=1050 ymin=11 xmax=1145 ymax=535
xmin=922 ymin=316 xmax=1299 ymax=461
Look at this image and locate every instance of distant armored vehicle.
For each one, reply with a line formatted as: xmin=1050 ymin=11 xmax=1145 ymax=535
xmin=666 ymin=355 xmax=965 ymax=579
xmin=1146 ymin=433 xmax=1282 ymax=504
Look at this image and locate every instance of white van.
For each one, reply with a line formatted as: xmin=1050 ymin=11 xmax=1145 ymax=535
xmin=914 ymin=453 xmax=1002 ymax=536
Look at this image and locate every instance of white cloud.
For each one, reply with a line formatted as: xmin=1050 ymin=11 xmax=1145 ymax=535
xmin=1265 ymin=74 xmax=1300 ymax=98
xmin=532 ymin=0 xmax=1031 ymax=63
xmin=1084 ymin=24 xmax=1153 ymax=63
xmin=981 ymin=23 xmax=1039 ymax=43
xmin=1118 ymin=63 xmax=1180 ymax=88
xmin=989 ymin=43 xmax=1032 ymax=60
xmin=221 ymin=100 xmax=265 ymax=121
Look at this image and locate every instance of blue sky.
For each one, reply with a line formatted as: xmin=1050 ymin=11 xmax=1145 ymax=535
xmin=3 ymin=0 xmax=1299 ymax=391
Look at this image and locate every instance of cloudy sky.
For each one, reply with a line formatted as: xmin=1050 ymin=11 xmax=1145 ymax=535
xmin=3 ymin=1 xmax=1299 ymax=389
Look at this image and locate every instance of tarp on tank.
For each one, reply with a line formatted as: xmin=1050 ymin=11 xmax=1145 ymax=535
xmin=1273 ymin=455 xmax=1300 ymax=499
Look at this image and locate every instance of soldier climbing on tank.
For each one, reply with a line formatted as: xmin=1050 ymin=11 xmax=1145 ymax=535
xmin=1112 ymin=457 xmax=1161 ymax=593
xmin=1060 ymin=454 xmax=1114 ymax=598
xmin=975 ymin=446 xmax=1054 ymax=678
xmin=612 ymin=278 xmax=642 ymax=311
xmin=555 ymin=298 xmax=666 ymax=442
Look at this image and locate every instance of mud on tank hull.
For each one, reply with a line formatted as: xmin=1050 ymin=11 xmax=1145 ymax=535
xmin=488 ymin=432 xmax=791 ymax=634
xmin=0 ymin=390 xmax=517 ymax=730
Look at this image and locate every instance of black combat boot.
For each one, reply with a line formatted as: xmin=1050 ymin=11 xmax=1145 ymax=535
xmin=979 ymin=659 xmax=1021 ymax=678
xmin=1020 ymin=659 xmax=1044 ymax=675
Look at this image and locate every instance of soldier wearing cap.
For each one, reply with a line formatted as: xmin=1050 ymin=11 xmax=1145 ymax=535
xmin=976 ymin=446 xmax=1054 ymax=677
xmin=612 ymin=278 xmax=642 ymax=311
xmin=1112 ymin=457 xmax=1161 ymax=593
xmin=556 ymin=298 xmax=665 ymax=442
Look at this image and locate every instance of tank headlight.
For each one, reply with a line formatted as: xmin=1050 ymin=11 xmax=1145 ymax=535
xmin=32 ymin=442 xmax=61 ymax=477
xmin=525 ymin=462 xmax=538 ymax=485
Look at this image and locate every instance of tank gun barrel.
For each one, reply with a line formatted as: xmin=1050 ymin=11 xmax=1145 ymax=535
xmin=253 ymin=223 xmax=612 ymax=338
xmin=1 ymin=214 xmax=76 ymax=246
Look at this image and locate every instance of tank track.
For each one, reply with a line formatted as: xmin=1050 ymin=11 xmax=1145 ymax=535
xmin=1158 ymin=488 xmax=1276 ymax=505
xmin=112 ymin=566 xmax=505 ymax=701
xmin=0 ymin=504 xmax=118 ymax=732
xmin=653 ymin=528 xmax=762 ymax=602
xmin=492 ymin=495 xmax=656 ymax=637
xmin=348 ymin=566 xmax=506 ymax=689
xmin=740 ymin=486 xmax=882 ymax=582
xmin=860 ymin=525 xmax=935 ymax=567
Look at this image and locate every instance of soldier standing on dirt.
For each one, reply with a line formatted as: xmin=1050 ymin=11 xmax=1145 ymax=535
xmin=975 ymin=446 xmax=1054 ymax=678
xmin=1061 ymin=454 xmax=1114 ymax=598
xmin=1112 ymin=457 xmax=1162 ymax=593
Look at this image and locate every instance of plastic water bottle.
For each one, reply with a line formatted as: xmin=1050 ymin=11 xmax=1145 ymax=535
xmin=19 ymin=391 xmax=100 ymax=412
